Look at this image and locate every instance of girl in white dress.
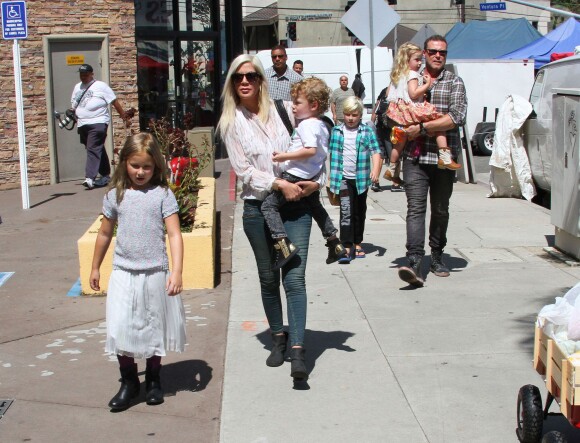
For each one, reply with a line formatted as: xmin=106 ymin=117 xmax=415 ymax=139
xmin=90 ymin=132 xmax=186 ymax=411
xmin=383 ymin=42 xmax=460 ymax=185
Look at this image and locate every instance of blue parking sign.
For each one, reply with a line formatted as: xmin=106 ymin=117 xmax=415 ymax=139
xmin=2 ymin=1 xmax=28 ymax=40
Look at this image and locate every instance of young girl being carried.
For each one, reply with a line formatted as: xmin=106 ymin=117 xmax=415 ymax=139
xmin=383 ymin=42 xmax=460 ymax=185
xmin=90 ymin=132 xmax=186 ymax=411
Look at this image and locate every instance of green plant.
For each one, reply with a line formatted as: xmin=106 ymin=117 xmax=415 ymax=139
xmin=149 ymin=113 xmax=213 ymax=231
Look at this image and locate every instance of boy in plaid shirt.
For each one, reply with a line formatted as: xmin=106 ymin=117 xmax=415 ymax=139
xmin=328 ymin=96 xmax=382 ymax=263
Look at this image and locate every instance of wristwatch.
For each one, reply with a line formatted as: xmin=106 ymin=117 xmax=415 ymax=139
xmin=419 ymin=122 xmax=427 ymax=136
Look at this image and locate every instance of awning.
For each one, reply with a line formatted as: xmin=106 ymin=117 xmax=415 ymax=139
xmin=243 ymin=2 xmax=278 ymax=27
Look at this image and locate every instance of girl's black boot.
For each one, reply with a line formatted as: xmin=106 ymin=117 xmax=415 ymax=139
xmin=266 ymin=331 xmax=288 ymax=367
xmin=290 ymin=347 xmax=308 ymax=381
xmin=108 ymin=363 xmax=140 ymax=411
xmin=145 ymin=364 xmax=164 ymax=405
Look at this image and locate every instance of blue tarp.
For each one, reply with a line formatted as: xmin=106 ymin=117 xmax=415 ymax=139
xmin=498 ymin=18 xmax=580 ymax=69
xmin=446 ymin=18 xmax=542 ymax=59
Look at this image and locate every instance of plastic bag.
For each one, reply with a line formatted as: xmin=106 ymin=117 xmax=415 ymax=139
xmin=537 ymin=282 xmax=580 ymax=341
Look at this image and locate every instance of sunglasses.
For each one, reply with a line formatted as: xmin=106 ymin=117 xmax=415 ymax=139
xmin=426 ymin=49 xmax=448 ymax=56
xmin=232 ymin=72 xmax=261 ymax=84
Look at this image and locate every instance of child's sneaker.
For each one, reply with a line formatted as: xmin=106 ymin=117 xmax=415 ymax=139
xmin=437 ymin=147 xmax=462 ymax=170
xmin=272 ymin=238 xmax=300 ymax=270
xmin=326 ymin=238 xmax=347 ymax=264
xmin=383 ymin=162 xmax=404 ymax=186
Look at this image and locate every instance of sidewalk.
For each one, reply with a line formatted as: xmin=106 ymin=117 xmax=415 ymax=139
xmin=220 ymin=171 xmax=580 ymax=442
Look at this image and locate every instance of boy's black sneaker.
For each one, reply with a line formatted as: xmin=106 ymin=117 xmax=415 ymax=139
xmin=326 ymin=238 xmax=347 ymax=264
xmin=398 ymin=255 xmax=424 ymax=287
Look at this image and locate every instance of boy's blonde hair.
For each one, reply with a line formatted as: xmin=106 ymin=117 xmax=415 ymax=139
xmin=342 ymin=96 xmax=363 ymax=115
xmin=290 ymin=77 xmax=331 ymax=115
xmin=109 ymin=132 xmax=168 ymax=204
xmin=390 ymin=42 xmax=422 ymax=85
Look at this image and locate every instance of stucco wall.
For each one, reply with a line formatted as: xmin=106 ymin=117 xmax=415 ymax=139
xmin=0 ymin=0 xmax=138 ymax=189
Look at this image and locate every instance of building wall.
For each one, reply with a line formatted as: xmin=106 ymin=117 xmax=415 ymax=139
xmin=0 ymin=0 xmax=138 ymax=190
xmin=278 ymin=0 xmax=350 ymax=47
xmin=276 ymin=0 xmax=552 ymax=49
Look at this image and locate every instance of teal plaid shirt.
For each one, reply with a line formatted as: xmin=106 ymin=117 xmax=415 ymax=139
xmin=328 ymin=122 xmax=381 ymax=195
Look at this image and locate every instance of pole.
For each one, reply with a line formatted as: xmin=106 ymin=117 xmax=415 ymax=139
xmin=13 ymin=39 xmax=29 ymax=209
xmin=368 ymin=0 xmax=375 ymax=106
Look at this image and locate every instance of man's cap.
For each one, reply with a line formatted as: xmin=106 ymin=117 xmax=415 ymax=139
xmin=78 ymin=64 xmax=93 ymax=73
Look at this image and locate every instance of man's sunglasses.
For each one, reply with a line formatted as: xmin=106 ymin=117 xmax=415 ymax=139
xmin=232 ymin=72 xmax=261 ymax=84
xmin=426 ymin=49 xmax=448 ymax=56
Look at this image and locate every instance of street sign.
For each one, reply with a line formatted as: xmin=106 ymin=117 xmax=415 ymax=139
xmin=341 ymin=0 xmax=400 ymax=49
xmin=1 ymin=1 xmax=28 ymax=39
xmin=480 ymin=2 xmax=507 ymax=11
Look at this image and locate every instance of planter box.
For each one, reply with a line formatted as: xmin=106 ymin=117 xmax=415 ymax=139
xmin=77 ymin=177 xmax=216 ymax=295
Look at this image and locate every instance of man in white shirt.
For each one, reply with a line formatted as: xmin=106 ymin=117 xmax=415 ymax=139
xmin=71 ymin=64 xmax=129 ymax=189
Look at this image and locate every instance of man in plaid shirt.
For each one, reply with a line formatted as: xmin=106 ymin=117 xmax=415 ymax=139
xmin=264 ymin=45 xmax=302 ymax=101
xmin=397 ymin=35 xmax=467 ymax=287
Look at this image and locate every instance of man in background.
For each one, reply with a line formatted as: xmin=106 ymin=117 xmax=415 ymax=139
xmin=264 ymin=45 xmax=302 ymax=101
xmin=71 ymin=64 xmax=130 ymax=190
xmin=293 ymin=60 xmax=304 ymax=76
xmin=330 ymin=75 xmax=355 ymax=124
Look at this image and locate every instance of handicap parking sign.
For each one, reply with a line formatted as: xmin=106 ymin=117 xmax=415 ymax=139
xmin=1 ymin=1 xmax=28 ymax=39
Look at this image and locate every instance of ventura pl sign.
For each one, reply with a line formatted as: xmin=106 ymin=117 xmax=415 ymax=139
xmin=480 ymin=2 xmax=507 ymax=11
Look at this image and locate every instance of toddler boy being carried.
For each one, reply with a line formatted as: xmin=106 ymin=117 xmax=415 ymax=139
xmin=262 ymin=77 xmax=347 ymax=269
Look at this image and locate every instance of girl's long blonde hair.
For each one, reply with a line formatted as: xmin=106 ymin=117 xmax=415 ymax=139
xmin=390 ymin=42 xmax=422 ymax=85
xmin=109 ymin=132 xmax=168 ymax=204
xmin=216 ymin=54 xmax=270 ymax=138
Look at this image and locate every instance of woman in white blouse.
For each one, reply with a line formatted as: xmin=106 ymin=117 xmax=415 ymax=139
xmin=218 ymin=54 xmax=322 ymax=382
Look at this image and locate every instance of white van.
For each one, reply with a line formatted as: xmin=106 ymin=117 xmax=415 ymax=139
xmin=256 ymin=46 xmax=393 ymax=120
xmin=523 ymin=54 xmax=580 ymax=197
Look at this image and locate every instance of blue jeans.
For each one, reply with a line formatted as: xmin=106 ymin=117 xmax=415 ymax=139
xmin=402 ymin=159 xmax=455 ymax=258
xmin=243 ymin=200 xmax=312 ymax=347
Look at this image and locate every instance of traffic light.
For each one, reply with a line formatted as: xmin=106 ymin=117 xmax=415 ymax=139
xmin=345 ymin=1 xmax=356 ymax=37
xmin=288 ymin=22 xmax=297 ymax=41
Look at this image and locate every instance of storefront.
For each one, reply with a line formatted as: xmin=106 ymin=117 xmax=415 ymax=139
xmin=134 ymin=0 xmax=222 ymax=130
xmin=0 ymin=0 xmax=230 ymax=189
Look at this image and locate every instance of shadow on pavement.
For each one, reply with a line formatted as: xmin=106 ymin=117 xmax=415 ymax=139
xmin=30 ymin=192 xmax=77 ymax=209
xmin=256 ymin=329 xmax=356 ymax=382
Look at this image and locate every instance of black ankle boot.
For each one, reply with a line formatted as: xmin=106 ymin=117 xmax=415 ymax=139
xmin=145 ymin=364 xmax=164 ymax=405
xmin=109 ymin=363 xmax=140 ymax=411
xmin=290 ymin=347 xmax=308 ymax=381
xmin=430 ymin=250 xmax=450 ymax=277
xmin=266 ymin=331 xmax=288 ymax=367
xmin=272 ymin=238 xmax=300 ymax=270
xmin=398 ymin=255 xmax=424 ymax=287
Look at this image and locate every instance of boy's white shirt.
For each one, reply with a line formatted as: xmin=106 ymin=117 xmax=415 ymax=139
xmin=283 ymin=117 xmax=329 ymax=180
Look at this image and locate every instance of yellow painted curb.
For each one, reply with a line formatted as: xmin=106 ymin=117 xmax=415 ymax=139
xmin=78 ymin=177 xmax=216 ymax=295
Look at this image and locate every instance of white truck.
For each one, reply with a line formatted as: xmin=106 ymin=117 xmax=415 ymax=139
xmin=256 ymin=47 xmax=535 ymax=155
xmin=523 ymin=54 xmax=580 ymax=201
xmin=256 ymin=46 xmax=393 ymax=120
xmin=447 ymin=58 xmax=536 ymax=155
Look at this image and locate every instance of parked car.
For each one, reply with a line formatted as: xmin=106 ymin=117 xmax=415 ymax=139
xmin=523 ymin=54 xmax=580 ymax=201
